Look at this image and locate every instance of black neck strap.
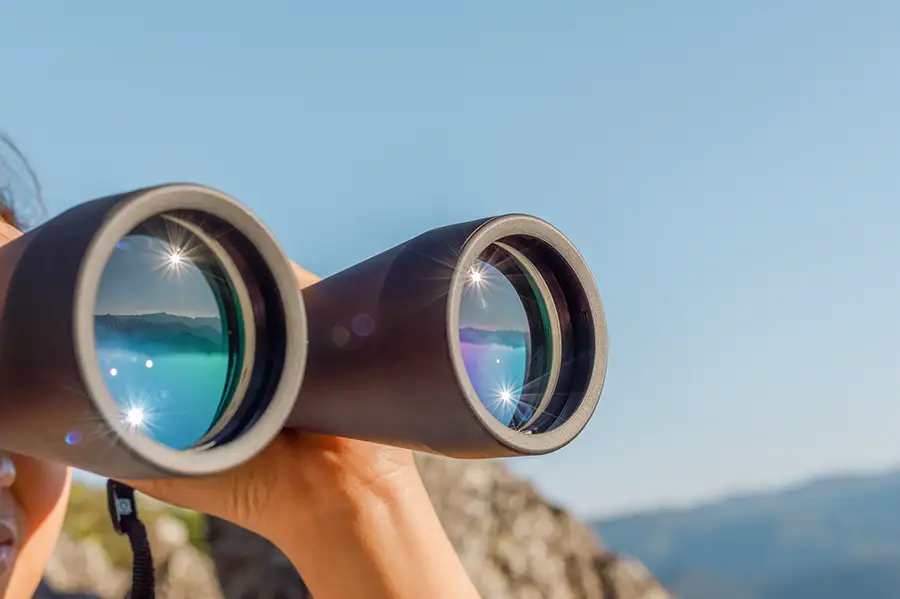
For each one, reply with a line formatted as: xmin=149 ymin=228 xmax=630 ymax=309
xmin=107 ymin=480 xmax=156 ymax=599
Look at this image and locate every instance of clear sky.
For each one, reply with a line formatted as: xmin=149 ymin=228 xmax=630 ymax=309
xmin=1 ymin=1 xmax=897 ymax=518
xmin=96 ymin=234 xmax=225 ymax=317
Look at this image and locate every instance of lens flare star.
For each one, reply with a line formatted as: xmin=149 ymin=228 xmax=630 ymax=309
xmin=122 ymin=405 xmax=148 ymax=433
xmin=464 ymin=261 xmax=496 ymax=310
xmin=162 ymin=245 xmax=190 ymax=275
xmin=141 ymin=218 xmax=206 ymax=277
xmin=125 ymin=407 xmax=145 ymax=427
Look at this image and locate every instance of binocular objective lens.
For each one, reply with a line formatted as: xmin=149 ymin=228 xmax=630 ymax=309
xmin=93 ymin=215 xmax=247 ymax=450
xmin=458 ymin=243 xmax=554 ymax=431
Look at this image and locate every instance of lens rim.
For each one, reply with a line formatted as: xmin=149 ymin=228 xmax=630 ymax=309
xmin=73 ymin=184 xmax=306 ymax=476
xmin=447 ymin=214 xmax=607 ymax=455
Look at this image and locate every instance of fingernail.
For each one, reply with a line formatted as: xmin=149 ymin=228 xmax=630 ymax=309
xmin=0 ymin=457 xmax=15 ymax=488
xmin=0 ymin=546 xmax=11 ymax=578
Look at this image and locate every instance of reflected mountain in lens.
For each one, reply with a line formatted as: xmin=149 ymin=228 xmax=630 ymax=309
xmin=458 ymin=326 xmax=528 ymax=348
xmin=94 ymin=312 xmax=227 ymax=356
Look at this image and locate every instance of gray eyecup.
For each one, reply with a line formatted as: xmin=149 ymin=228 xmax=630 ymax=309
xmin=287 ymin=214 xmax=607 ymax=458
xmin=0 ymin=184 xmax=306 ymax=479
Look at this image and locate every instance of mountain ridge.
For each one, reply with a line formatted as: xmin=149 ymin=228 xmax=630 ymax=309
xmin=591 ymin=466 xmax=900 ymax=599
xmin=592 ymin=464 xmax=900 ymax=521
xmin=94 ymin=312 xmax=227 ymax=355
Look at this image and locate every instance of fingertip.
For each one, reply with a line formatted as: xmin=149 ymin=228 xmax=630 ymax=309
xmin=291 ymin=262 xmax=321 ymax=289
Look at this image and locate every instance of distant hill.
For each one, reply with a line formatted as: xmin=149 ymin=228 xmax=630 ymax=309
xmin=592 ymin=468 xmax=900 ymax=599
xmin=94 ymin=312 xmax=226 ymax=354
xmin=458 ymin=327 xmax=527 ymax=347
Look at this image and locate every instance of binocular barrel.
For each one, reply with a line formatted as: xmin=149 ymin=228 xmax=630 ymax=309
xmin=0 ymin=184 xmax=607 ymax=479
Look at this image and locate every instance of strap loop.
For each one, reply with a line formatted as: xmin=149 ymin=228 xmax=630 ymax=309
xmin=107 ymin=480 xmax=156 ymax=599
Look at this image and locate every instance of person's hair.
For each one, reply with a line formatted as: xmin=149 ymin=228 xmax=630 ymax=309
xmin=0 ymin=133 xmax=45 ymax=230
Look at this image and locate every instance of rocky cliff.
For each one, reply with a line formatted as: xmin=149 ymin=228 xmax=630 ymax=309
xmin=39 ymin=455 xmax=671 ymax=599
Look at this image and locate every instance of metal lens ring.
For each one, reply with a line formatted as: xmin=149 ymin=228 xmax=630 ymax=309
xmin=455 ymin=221 xmax=603 ymax=442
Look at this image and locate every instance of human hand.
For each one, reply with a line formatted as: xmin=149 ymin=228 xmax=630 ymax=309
xmin=0 ymin=218 xmax=72 ymax=599
xmin=122 ymin=264 xmax=424 ymax=549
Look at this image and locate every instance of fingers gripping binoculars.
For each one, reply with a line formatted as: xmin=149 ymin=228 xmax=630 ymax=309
xmin=0 ymin=184 xmax=608 ymax=479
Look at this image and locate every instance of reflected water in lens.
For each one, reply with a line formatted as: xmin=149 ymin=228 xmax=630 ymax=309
xmin=93 ymin=217 xmax=242 ymax=450
xmin=458 ymin=244 xmax=552 ymax=430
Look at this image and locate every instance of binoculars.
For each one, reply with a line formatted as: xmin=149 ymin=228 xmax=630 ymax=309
xmin=0 ymin=184 xmax=608 ymax=479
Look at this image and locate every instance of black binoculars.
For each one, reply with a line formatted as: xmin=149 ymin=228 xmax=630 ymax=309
xmin=0 ymin=184 xmax=607 ymax=479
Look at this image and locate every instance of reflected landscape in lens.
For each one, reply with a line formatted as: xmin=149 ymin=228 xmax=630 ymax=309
xmin=93 ymin=222 xmax=239 ymax=449
xmin=458 ymin=249 xmax=551 ymax=429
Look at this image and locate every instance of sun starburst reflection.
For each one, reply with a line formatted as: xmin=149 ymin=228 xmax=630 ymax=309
xmin=125 ymin=407 xmax=145 ymax=427
xmin=486 ymin=381 xmax=523 ymax=421
xmin=121 ymin=401 xmax=151 ymax=433
xmin=464 ymin=261 xmax=497 ymax=310
xmin=136 ymin=218 xmax=207 ymax=278
xmin=162 ymin=245 xmax=190 ymax=275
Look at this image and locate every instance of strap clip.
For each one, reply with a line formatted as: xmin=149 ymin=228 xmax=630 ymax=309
xmin=107 ymin=479 xmax=140 ymax=536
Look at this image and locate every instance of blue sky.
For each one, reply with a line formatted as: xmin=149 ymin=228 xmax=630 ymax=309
xmin=0 ymin=1 xmax=897 ymax=518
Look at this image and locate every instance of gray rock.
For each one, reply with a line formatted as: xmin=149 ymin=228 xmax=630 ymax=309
xmin=157 ymin=546 xmax=222 ymax=599
xmin=33 ymin=580 xmax=101 ymax=599
xmin=43 ymin=535 xmax=129 ymax=599
xmin=41 ymin=517 xmax=224 ymax=599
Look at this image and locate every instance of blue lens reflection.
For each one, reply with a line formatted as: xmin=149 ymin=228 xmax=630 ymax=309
xmin=94 ymin=227 xmax=238 ymax=450
xmin=458 ymin=253 xmax=549 ymax=429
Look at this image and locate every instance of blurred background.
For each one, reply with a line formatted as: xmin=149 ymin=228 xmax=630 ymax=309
xmin=1 ymin=2 xmax=898 ymax=598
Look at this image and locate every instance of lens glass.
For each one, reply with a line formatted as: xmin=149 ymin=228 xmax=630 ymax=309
xmin=93 ymin=216 xmax=243 ymax=450
xmin=458 ymin=244 xmax=552 ymax=430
